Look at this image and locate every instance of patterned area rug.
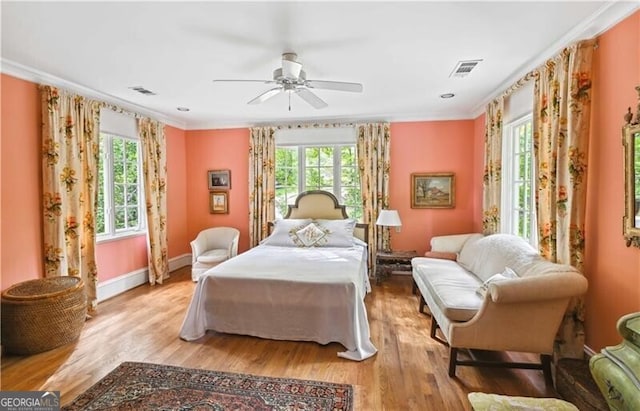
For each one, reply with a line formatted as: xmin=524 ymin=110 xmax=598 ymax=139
xmin=63 ymin=362 xmax=353 ymax=410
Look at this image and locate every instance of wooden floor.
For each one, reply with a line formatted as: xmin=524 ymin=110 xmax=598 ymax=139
xmin=1 ymin=267 xmax=558 ymax=410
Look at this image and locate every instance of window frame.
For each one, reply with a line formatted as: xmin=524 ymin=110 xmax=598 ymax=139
xmin=500 ymin=113 xmax=537 ymax=246
xmin=96 ymin=132 xmax=146 ymax=243
xmin=275 ymin=144 xmax=362 ymax=220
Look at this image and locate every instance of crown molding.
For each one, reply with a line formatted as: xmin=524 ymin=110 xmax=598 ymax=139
xmin=471 ymin=1 xmax=640 ymax=118
xmin=184 ymin=111 xmax=475 ymax=130
xmin=1 ymin=58 xmax=187 ymax=130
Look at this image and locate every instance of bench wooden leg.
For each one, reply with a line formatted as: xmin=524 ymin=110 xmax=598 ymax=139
xmin=541 ymin=354 xmax=553 ymax=385
xmin=419 ymin=295 xmax=427 ymax=314
xmin=449 ymin=347 xmax=458 ymax=377
xmin=430 ymin=315 xmax=438 ymax=338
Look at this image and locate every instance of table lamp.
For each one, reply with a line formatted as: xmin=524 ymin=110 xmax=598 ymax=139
xmin=376 ymin=210 xmax=402 ymax=253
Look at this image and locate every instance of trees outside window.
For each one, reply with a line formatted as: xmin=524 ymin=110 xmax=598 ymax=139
xmin=96 ymin=133 xmax=144 ymax=238
xmin=275 ymin=145 xmax=362 ymax=220
xmin=501 ymin=115 xmax=537 ymax=245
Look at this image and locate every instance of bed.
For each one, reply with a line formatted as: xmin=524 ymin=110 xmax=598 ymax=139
xmin=179 ymin=190 xmax=377 ymax=361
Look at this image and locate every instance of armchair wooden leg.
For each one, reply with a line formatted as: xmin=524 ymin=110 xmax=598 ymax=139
xmin=419 ymin=295 xmax=427 ymax=314
xmin=541 ymin=354 xmax=553 ymax=385
xmin=449 ymin=347 xmax=458 ymax=377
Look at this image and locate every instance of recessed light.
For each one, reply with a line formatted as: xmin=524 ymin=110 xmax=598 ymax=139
xmin=440 ymin=93 xmax=455 ymax=99
xmin=177 ymin=107 xmax=190 ymax=112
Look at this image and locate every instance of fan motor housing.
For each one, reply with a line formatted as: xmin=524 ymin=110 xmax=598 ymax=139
xmin=273 ymin=68 xmax=306 ymax=84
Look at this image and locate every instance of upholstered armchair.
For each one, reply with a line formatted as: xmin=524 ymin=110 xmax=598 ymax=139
xmin=190 ymin=227 xmax=240 ymax=281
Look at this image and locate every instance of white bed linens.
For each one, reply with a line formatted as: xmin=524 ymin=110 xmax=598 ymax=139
xmin=179 ymin=243 xmax=377 ymax=361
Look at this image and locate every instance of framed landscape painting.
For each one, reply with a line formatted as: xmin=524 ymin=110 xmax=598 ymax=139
xmin=411 ymin=172 xmax=455 ymax=208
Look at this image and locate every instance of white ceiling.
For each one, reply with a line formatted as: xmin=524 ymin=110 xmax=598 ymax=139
xmin=2 ymin=1 xmax=638 ymax=130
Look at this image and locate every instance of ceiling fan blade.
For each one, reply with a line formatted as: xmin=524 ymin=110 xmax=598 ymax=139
xmin=248 ymin=88 xmax=282 ymax=105
xmin=305 ymin=80 xmax=363 ymax=93
xmin=213 ymin=79 xmax=276 ymax=84
xmin=296 ymin=88 xmax=328 ymax=109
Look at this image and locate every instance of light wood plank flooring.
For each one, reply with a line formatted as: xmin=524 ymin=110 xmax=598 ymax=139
xmin=1 ymin=267 xmax=558 ymax=410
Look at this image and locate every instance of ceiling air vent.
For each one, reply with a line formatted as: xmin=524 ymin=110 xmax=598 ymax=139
xmin=449 ymin=60 xmax=483 ymax=78
xmin=128 ymin=86 xmax=156 ymax=96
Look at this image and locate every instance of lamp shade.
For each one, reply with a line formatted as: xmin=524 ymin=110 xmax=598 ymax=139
xmin=376 ymin=210 xmax=402 ymax=227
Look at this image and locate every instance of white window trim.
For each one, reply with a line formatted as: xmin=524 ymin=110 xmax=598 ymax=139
xmin=500 ymin=114 xmax=537 ymax=247
xmin=275 ymin=143 xmax=362 ymax=219
xmin=97 ymin=133 xmax=146 ymax=243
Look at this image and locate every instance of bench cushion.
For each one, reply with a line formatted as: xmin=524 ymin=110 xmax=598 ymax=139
xmin=413 ymin=258 xmax=483 ymax=322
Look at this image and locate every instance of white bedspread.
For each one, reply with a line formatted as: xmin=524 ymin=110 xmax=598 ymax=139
xmin=179 ymin=244 xmax=377 ymax=361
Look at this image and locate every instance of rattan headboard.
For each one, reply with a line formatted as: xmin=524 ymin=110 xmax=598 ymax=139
xmin=273 ymin=190 xmax=368 ymax=244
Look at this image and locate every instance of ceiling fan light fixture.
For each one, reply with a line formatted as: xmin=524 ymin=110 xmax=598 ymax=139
xmin=213 ymin=51 xmax=363 ymax=111
xmin=282 ymin=59 xmax=302 ymax=80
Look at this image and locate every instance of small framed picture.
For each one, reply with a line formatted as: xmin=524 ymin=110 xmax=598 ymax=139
xmin=411 ymin=172 xmax=455 ymax=208
xmin=210 ymin=191 xmax=229 ymax=214
xmin=208 ymin=169 xmax=231 ymax=190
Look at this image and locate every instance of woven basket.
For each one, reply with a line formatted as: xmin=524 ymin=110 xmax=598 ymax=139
xmin=1 ymin=276 xmax=87 ymax=355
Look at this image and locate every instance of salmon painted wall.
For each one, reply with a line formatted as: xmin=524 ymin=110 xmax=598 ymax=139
xmin=166 ymin=125 xmax=190 ymax=257
xmin=389 ymin=121 xmax=476 ymax=254
xmin=1 ymin=74 xmax=42 ymax=289
xmin=585 ymin=10 xmax=640 ymax=351
xmin=95 ymin=235 xmax=148 ymax=281
xmin=185 ymin=129 xmax=250 ymax=253
xmin=0 ymin=74 xmax=190 ymax=287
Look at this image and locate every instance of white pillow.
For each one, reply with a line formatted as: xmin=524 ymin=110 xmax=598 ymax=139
xmin=261 ymin=219 xmax=312 ymax=247
xmin=456 ymin=234 xmax=485 ymax=273
xmin=314 ymin=219 xmax=357 ymax=247
xmin=476 ymin=267 xmax=518 ymax=298
xmin=295 ymin=223 xmax=327 ymax=247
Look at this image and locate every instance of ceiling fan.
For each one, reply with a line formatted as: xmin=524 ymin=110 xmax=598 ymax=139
xmin=213 ymin=52 xmax=363 ymax=110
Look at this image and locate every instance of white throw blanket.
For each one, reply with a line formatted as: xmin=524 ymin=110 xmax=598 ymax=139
xmin=179 ymin=244 xmax=377 ymax=361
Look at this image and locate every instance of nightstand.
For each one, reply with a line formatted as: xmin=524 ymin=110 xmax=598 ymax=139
xmin=375 ymin=250 xmax=418 ymax=284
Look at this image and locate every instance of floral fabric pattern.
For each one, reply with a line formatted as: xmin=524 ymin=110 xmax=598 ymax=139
xmin=249 ymin=127 xmax=276 ymax=247
xmin=482 ymin=97 xmax=504 ymax=235
xmin=41 ymin=85 xmax=100 ymax=313
xmin=533 ymin=39 xmax=595 ymax=359
xmin=138 ymin=117 xmax=169 ymax=285
xmin=357 ymin=123 xmax=391 ymax=275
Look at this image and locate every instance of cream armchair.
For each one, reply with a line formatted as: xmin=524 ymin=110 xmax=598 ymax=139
xmin=190 ymin=227 xmax=240 ymax=281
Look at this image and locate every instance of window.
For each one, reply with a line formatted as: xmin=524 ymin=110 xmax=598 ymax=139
xmin=275 ymin=145 xmax=362 ymax=220
xmin=96 ymin=132 xmax=144 ymax=239
xmin=501 ymin=114 xmax=537 ymax=245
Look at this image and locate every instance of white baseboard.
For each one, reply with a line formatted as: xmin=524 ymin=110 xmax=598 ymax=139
xmin=97 ymin=253 xmax=191 ymax=302
xmin=169 ymin=253 xmax=192 ymax=272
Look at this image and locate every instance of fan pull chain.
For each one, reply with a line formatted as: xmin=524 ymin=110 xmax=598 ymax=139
xmin=288 ymin=91 xmax=291 ymax=111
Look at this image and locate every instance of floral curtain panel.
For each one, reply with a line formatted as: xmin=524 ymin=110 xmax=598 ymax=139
xmin=533 ymin=39 xmax=595 ymax=359
xmin=356 ymin=123 xmax=391 ymax=275
xmin=249 ymin=127 xmax=276 ymax=247
xmin=41 ymin=85 xmax=100 ymax=313
xmin=138 ymin=118 xmax=169 ymax=285
xmin=482 ymin=97 xmax=505 ymax=235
